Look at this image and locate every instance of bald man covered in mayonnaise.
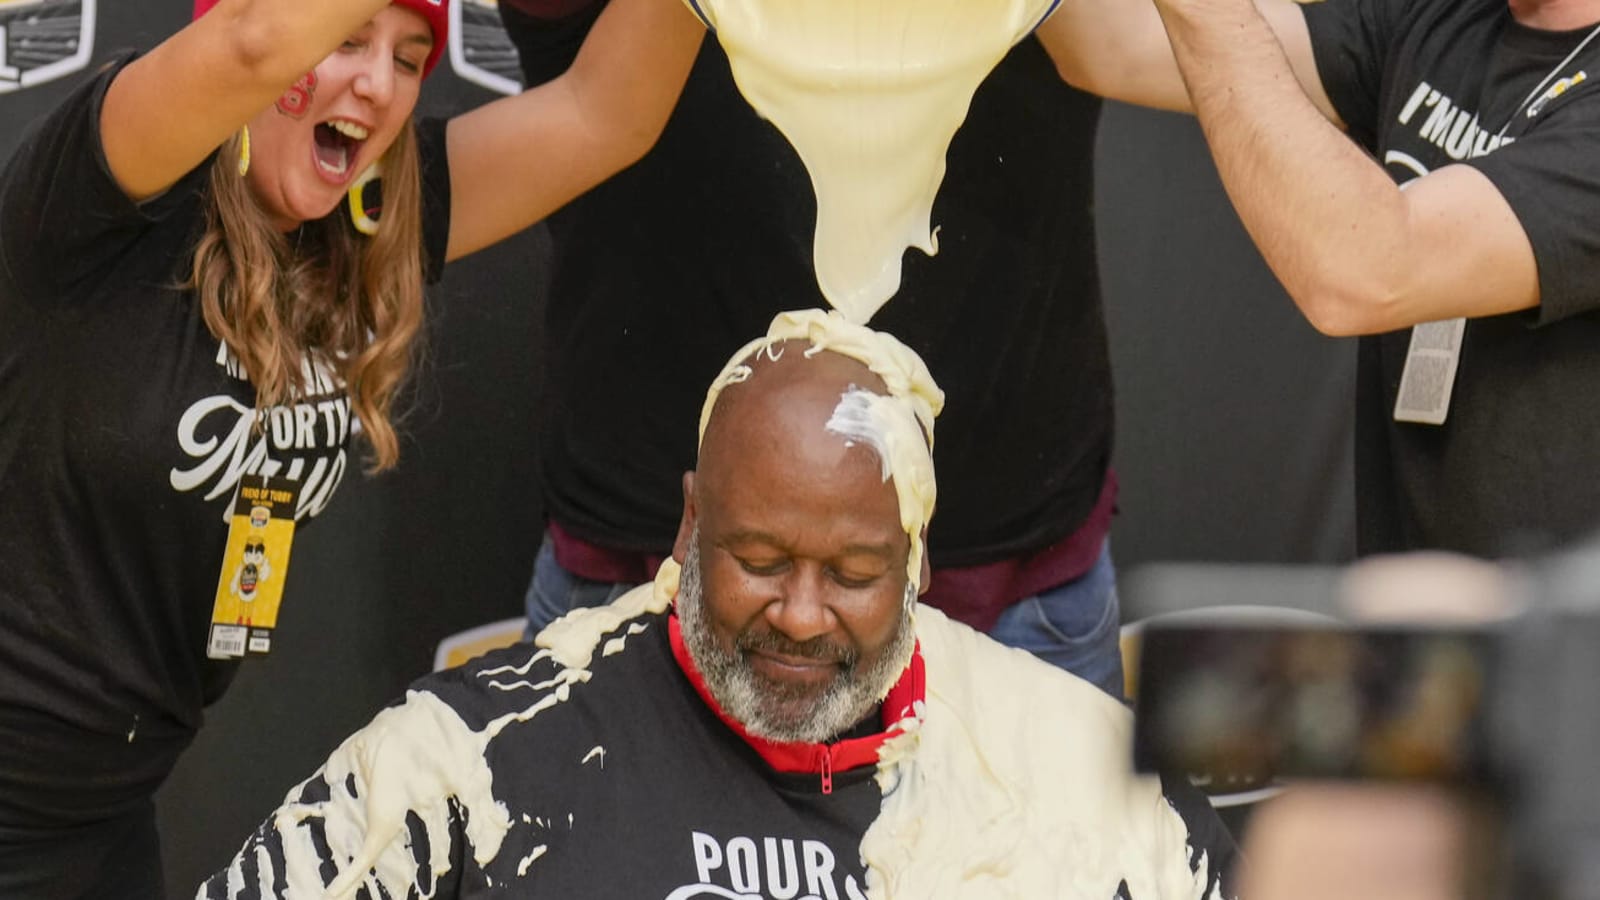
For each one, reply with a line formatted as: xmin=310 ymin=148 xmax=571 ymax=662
xmin=201 ymin=311 xmax=1235 ymax=900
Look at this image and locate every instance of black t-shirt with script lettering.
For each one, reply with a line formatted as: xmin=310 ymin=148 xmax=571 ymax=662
xmin=1304 ymin=0 xmax=1600 ymax=555
xmin=0 ymin=56 xmax=451 ymax=827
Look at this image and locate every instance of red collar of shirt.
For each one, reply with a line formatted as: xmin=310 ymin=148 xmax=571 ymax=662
xmin=667 ymin=613 xmax=925 ymax=794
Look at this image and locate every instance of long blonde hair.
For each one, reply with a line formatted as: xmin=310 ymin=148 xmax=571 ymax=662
xmin=189 ymin=125 xmax=427 ymax=471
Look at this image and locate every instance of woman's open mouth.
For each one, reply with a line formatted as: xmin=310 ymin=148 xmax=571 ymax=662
xmin=312 ymin=119 xmax=370 ymax=181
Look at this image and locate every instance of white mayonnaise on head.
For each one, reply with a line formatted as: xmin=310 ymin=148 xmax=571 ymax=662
xmin=684 ymin=0 xmax=1060 ymax=321
xmin=699 ymin=309 xmax=942 ymax=590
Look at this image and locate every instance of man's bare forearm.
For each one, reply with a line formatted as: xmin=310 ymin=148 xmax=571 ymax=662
xmin=1155 ymin=0 xmax=1418 ymax=334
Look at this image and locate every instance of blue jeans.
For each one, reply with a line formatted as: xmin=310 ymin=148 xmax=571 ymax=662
xmin=986 ymin=540 xmax=1124 ymax=700
xmin=522 ymin=538 xmax=638 ymax=640
xmin=523 ymin=535 xmax=1124 ymax=700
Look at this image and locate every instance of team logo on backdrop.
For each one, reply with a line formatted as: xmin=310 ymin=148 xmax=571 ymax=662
xmin=0 ymin=0 xmax=95 ymax=94
xmin=449 ymin=0 xmax=523 ymax=96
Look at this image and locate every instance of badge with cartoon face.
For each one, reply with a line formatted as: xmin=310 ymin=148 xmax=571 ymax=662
xmin=208 ymin=478 xmax=300 ymax=659
xmin=229 ymin=535 xmax=272 ymax=602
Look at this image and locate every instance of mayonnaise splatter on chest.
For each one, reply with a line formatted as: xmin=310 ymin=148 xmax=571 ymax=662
xmin=686 ymin=0 xmax=1060 ymax=321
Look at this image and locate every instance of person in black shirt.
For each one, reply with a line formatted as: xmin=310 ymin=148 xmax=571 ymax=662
xmin=1039 ymin=0 xmax=1600 ymax=558
xmin=0 ymin=2 xmax=702 ymax=896
xmin=497 ymin=0 xmax=1127 ymax=701
xmin=201 ymin=311 xmax=1237 ymax=900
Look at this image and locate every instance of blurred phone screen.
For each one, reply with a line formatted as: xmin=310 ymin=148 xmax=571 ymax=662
xmin=1133 ymin=623 xmax=1496 ymax=786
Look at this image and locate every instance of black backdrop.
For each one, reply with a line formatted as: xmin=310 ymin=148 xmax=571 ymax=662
xmin=0 ymin=1 xmax=1353 ymax=891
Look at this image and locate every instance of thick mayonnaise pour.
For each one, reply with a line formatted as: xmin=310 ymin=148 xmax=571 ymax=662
xmin=684 ymin=0 xmax=1060 ymax=321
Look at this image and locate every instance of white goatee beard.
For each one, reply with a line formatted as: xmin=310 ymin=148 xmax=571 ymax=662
xmin=677 ymin=529 xmax=915 ymax=743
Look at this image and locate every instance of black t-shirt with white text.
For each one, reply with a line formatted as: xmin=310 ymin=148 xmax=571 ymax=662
xmin=203 ymin=610 xmax=1237 ymax=899
xmin=1305 ymin=0 xmax=1600 ymax=555
xmin=0 ymin=57 xmax=452 ymax=827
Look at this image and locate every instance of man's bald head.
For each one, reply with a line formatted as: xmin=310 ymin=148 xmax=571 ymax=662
xmin=694 ymin=310 xmax=942 ymax=589
xmin=699 ymin=339 xmax=890 ymax=490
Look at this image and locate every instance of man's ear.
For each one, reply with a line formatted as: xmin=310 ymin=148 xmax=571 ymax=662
xmin=916 ymin=526 xmax=932 ymax=596
xmin=672 ymin=471 xmax=698 ymax=564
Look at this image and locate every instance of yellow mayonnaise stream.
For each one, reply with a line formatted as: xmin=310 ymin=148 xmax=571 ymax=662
xmin=684 ymin=0 xmax=1061 ymax=320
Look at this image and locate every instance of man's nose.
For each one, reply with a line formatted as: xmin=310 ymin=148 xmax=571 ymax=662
xmin=764 ymin=567 xmax=837 ymax=644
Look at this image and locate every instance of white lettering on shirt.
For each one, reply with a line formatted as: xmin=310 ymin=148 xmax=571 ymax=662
xmin=1395 ymin=80 xmax=1513 ymax=162
xmin=675 ymin=831 xmax=865 ymax=900
xmin=172 ymin=345 xmax=352 ymax=521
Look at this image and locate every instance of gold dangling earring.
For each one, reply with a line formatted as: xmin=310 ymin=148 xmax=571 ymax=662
xmin=237 ymin=125 xmax=251 ymax=177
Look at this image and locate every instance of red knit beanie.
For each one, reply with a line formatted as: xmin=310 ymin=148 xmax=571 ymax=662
xmin=192 ymin=0 xmax=449 ymax=77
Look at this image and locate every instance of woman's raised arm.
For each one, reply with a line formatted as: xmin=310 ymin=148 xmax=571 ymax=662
xmin=100 ymin=0 xmax=393 ymax=201
xmin=442 ymin=0 xmax=705 ymax=262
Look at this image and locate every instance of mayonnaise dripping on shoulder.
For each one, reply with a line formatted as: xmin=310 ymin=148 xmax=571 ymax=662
xmin=218 ymin=570 xmax=676 ymax=899
xmin=865 ymin=606 xmax=1227 ymax=899
xmin=684 ymin=0 xmax=1060 ymax=321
